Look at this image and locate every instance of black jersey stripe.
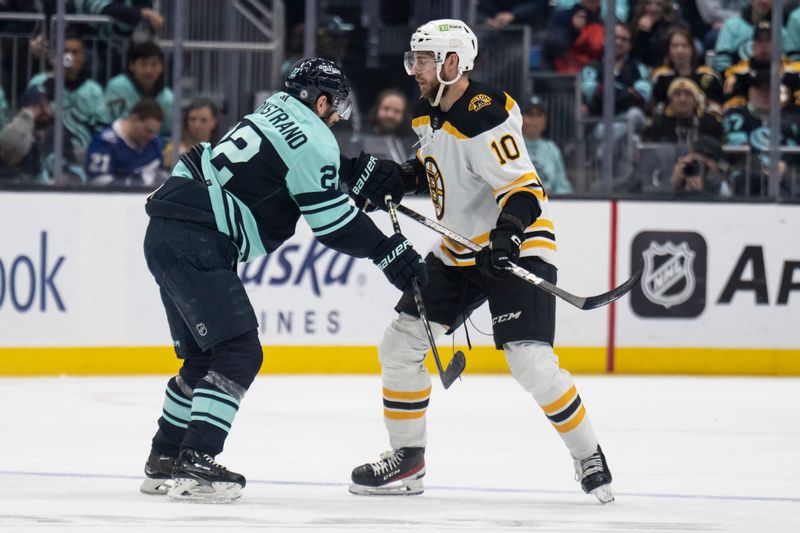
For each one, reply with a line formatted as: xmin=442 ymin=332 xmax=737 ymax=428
xmin=294 ymin=190 xmax=343 ymax=208
xmin=299 ymin=196 xmax=349 ymax=214
xmin=524 ymin=230 xmax=556 ymax=242
xmin=311 ymin=206 xmax=356 ymax=233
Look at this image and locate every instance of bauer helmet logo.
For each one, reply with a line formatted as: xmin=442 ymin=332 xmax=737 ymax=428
xmin=468 ymin=94 xmax=492 ymax=112
xmin=196 ymin=323 xmax=208 ymax=336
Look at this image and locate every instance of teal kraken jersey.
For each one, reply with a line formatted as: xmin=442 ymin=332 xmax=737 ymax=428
xmin=105 ymin=73 xmax=173 ymax=137
xmin=161 ymin=91 xmax=358 ymax=263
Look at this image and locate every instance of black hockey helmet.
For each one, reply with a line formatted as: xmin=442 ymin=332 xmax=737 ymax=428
xmin=284 ymin=57 xmax=353 ymax=119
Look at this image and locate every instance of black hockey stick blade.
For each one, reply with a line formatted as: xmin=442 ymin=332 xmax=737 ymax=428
xmin=395 ymin=203 xmax=641 ymax=311
xmin=441 ymin=350 xmax=467 ymax=389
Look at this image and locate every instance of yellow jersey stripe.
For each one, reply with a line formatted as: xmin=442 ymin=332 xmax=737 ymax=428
xmin=504 ymin=92 xmax=516 ymax=112
xmin=541 ymin=385 xmax=577 ymax=414
xmin=412 ymin=116 xmax=431 ymax=128
xmin=553 ymin=405 xmax=586 ymax=433
xmin=441 ymin=120 xmax=468 ymax=139
xmin=383 ymin=386 xmax=432 ymax=401
xmin=385 ymin=409 xmax=426 ymax=420
xmin=493 ymin=172 xmax=542 ymax=195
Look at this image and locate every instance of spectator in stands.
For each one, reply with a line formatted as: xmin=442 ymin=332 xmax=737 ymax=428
xmin=0 ymin=85 xmax=50 ymax=183
xmin=788 ymin=6 xmax=800 ymax=61
xmin=692 ymin=0 xmax=749 ymax=52
xmin=669 ymin=135 xmax=732 ymax=196
xmin=553 ymin=0 xmax=629 ymax=23
xmin=86 ymin=98 xmax=164 ymax=186
xmin=361 ymin=88 xmax=414 ymax=163
xmin=582 ymin=23 xmax=652 ymax=183
xmin=644 ymin=78 xmax=723 ymax=143
xmin=521 ymin=96 xmax=573 ymax=194
xmin=105 ymin=41 xmax=173 ymax=137
xmin=723 ymin=69 xmax=799 ymax=196
xmin=629 ymin=0 xmax=677 ymax=68
xmin=582 ymin=23 xmax=652 ymax=121
xmin=542 ymin=0 xmax=604 ymax=73
xmin=162 ymin=98 xmax=221 ymax=168
xmin=722 ymin=20 xmax=800 ymax=113
xmin=713 ymin=0 xmax=784 ymax=73
xmin=479 ymin=0 xmax=553 ymax=32
xmin=27 ymin=26 xmax=106 ymax=171
xmin=651 ymin=26 xmax=724 ymax=117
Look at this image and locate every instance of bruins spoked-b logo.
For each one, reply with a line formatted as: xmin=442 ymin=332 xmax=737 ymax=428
xmin=631 ymin=231 xmax=707 ymax=318
xmin=424 ymin=156 xmax=445 ymax=220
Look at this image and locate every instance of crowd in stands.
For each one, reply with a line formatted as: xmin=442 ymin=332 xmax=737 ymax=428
xmin=1 ymin=0 xmax=799 ymax=197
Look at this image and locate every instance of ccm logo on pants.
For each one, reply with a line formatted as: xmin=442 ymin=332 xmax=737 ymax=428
xmin=492 ymin=311 xmax=521 ymax=325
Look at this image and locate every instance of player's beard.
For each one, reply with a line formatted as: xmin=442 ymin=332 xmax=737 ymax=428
xmin=421 ymin=78 xmax=448 ymax=104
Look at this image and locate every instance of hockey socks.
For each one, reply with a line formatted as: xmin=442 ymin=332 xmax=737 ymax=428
xmin=151 ymin=375 xmax=193 ymax=457
xmin=181 ymin=371 xmax=245 ymax=457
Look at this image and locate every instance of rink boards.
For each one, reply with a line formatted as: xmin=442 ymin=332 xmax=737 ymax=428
xmin=0 ymin=193 xmax=798 ymax=375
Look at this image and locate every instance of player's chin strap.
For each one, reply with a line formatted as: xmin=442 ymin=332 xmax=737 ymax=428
xmin=430 ymin=64 xmax=463 ymax=107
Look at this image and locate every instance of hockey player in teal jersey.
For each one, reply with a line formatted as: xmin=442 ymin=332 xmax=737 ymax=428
xmin=140 ymin=57 xmax=426 ymax=502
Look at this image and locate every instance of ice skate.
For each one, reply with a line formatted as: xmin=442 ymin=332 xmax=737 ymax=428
xmin=349 ymin=447 xmax=425 ymax=496
xmin=574 ymin=445 xmax=614 ymax=503
xmin=140 ymin=452 xmax=175 ymax=495
xmin=167 ymin=449 xmax=246 ymax=503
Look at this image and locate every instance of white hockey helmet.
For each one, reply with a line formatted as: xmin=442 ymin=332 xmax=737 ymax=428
xmin=404 ymin=19 xmax=478 ymax=76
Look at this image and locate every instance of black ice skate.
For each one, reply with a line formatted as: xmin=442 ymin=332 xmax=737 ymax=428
xmin=349 ymin=447 xmax=425 ymax=496
xmin=574 ymin=445 xmax=614 ymax=503
xmin=140 ymin=452 xmax=175 ymax=495
xmin=167 ymin=449 xmax=246 ymax=503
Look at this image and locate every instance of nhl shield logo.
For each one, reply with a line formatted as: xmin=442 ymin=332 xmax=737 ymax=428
xmin=631 ymin=231 xmax=707 ymax=318
xmin=641 ymin=242 xmax=695 ymax=308
xmin=196 ymin=323 xmax=208 ymax=336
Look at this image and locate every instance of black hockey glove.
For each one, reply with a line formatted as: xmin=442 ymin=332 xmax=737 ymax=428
xmin=475 ymin=212 xmax=526 ymax=279
xmin=399 ymin=158 xmax=429 ymax=195
xmin=345 ymin=151 xmax=404 ymax=210
xmin=370 ymin=233 xmax=428 ymax=292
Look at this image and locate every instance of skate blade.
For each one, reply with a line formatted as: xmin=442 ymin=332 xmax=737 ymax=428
xmin=590 ymin=484 xmax=615 ymax=504
xmin=349 ymin=476 xmax=424 ymax=496
xmin=140 ymin=477 xmax=173 ymax=495
xmin=167 ymin=478 xmax=243 ymax=503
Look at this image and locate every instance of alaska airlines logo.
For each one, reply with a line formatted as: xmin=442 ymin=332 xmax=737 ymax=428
xmin=468 ymin=94 xmax=491 ymax=112
xmin=424 ymin=156 xmax=445 ymax=220
xmin=239 ymin=239 xmax=356 ymax=297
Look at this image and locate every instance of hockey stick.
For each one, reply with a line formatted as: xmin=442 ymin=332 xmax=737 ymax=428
xmin=394 ymin=204 xmax=642 ymax=311
xmin=385 ymin=197 xmax=466 ymax=389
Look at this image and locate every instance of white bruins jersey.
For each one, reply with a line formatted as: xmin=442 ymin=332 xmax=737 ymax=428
xmin=412 ymin=80 xmax=556 ymax=268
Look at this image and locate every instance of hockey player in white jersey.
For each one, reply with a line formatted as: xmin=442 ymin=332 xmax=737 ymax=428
xmin=348 ymin=19 xmax=614 ymax=503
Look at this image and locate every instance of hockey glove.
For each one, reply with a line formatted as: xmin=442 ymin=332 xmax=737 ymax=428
xmin=475 ymin=212 xmax=526 ymax=279
xmin=370 ymin=233 xmax=428 ymax=292
xmin=399 ymin=158 xmax=429 ymax=195
xmin=345 ymin=151 xmax=405 ymax=210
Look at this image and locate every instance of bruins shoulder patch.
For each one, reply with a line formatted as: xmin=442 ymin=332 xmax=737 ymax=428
xmin=468 ymin=94 xmax=492 ymax=112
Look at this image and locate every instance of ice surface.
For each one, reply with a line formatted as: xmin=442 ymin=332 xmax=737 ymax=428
xmin=1 ymin=375 xmax=798 ymax=532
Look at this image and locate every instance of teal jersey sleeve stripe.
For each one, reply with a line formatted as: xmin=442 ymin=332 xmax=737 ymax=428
xmin=312 ymin=206 xmax=358 ymax=237
xmin=298 ymin=195 xmax=349 ymax=213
